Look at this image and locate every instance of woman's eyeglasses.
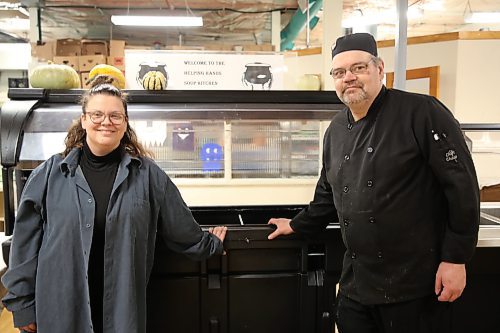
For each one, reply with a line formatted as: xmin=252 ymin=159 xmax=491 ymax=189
xmin=85 ymin=111 xmax=126 ymax=125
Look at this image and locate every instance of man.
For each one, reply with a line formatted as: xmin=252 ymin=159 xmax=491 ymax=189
xmin=268 ymin=33 xmax=479 ymax=333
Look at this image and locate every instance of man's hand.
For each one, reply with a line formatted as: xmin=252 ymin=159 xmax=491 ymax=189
xmin=208 ymin=226 xmax=227 ymax=242
xmin=435 ymin=261 xmax=466 ymax=302
xmin=19 ymin=323 xmax=37 ymax=332
xmin=267 ymin=218 xmax=294 ymax=240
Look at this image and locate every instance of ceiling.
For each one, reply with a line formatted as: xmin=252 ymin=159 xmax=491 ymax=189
xmin=0 ymin=0 xmax=499 ymax=48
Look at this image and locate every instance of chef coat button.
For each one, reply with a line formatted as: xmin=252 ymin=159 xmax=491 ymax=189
xmin=343 ymin=186 xmax=349 ymax=193
xmin=367 ymin=180 xmax=373 ymax=187
xmin=369 ymin=217 xmax=375 ymax=223
xmin=347 ymin=124 xmax=353 ymax=130
xmin=367 ymin=147 xmax=374 ymax=153
xmin=88 ymin=198 xmax=92 ymax=203
xmin=351 ymin=252 xmax=356 ymax=259
xmin=377 ymin=251 xmax=383 ymax=258
xmin=344 ymin=154 xmax=350 ymax=161
xmin=343 ymin=219 xmax=349 ymax=226
xmin=86 ymin=223 xmax=91 ymax=228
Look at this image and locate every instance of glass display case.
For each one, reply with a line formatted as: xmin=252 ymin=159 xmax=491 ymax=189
xmin=1 ymin=89 xmax=500 ymax=333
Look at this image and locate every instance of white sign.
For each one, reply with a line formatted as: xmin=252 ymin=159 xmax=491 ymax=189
xmin=125 ymin=50 xmax=285 ymax=90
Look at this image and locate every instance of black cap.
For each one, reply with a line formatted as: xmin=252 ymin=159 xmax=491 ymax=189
xmin=331 ymin=33 xmax=378 ymax=59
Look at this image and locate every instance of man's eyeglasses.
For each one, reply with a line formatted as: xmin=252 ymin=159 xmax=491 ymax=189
xmin=85 ymin=111 xmax=126 ymax=125
xmin=330 ymin=59 xmax=375 ymax=80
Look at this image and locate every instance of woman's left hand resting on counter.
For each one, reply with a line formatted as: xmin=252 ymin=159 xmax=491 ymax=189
xmin=209 ymin=226 xmax=228 ymax=242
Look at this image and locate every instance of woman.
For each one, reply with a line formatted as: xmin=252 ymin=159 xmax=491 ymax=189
xmin=2 ymin=76 xmax=227 ymax=333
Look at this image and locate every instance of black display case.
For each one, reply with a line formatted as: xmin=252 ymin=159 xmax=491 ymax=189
xmin=1 ymin=89 xmax=500 ymax=333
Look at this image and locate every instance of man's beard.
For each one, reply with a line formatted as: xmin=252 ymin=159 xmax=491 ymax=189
xmin=339 ymin=85 xmax=368 ymax=105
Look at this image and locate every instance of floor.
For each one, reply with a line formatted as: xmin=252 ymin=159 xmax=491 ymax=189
xmin=0 ymin=266 xmax=17 ymax=333
xmin=0 ymin=308 xmax=17 ymax=333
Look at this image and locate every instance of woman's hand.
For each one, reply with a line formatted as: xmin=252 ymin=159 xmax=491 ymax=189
xmin=209 ymin=226 xmax=227 ymax=242
xmin=19 ymin=322 xmax=37 ymax=332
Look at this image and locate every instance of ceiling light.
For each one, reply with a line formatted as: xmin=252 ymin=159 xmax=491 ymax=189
xmin=465 ymin=12 xmax=500 ymax=23
xmin=0 ymin=17 xmax=29 ymax=31
xmin=111 ymin=15 xmax=203 ymax=27
xmin=342 ymin=7 xmax=423 ymax=28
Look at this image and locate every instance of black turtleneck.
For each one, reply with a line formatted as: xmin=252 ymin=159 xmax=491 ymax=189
xmin=80 ymin=141 xmax=121 ymax=333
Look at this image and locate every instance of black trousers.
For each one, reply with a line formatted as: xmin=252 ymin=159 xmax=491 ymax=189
xmin=335 ymin=293 xmax=453 ymax=333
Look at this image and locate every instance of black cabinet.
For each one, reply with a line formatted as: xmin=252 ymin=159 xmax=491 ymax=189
xmin=147 ymin=206 xmax=344 ymax=333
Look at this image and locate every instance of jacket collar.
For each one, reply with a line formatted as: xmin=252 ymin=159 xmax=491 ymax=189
xmin=347 ymin=85 xmax=387 ymax=125
xmin=59 ymin=147 xmax=142 ymax=176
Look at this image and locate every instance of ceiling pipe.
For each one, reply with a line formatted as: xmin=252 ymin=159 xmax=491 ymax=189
xmin=280 ymin=0 xmax=323 ymax=51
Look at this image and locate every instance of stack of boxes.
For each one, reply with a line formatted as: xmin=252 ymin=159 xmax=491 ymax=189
xmin=31 ymin=39 xmax=125 ymax=88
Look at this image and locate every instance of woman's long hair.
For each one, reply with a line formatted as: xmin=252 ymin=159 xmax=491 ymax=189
xmin=62 ymin=75 xmax=153 ymax=158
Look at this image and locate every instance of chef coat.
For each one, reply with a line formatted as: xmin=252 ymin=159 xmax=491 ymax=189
xmin=291 ymin=86 xmax=480 ymax=305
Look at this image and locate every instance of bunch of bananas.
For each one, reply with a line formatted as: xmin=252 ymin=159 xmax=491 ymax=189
xmin=142 ymin=71 xmax=167 ymax=90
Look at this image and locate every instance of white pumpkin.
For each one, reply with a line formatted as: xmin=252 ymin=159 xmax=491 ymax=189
xmin=30 ymin=63 xmax=81 ymax=89
xmin=142 ymin=71 xmax=167 ymax=90
xmin=296 ymin=74 xmax=321 ymax=91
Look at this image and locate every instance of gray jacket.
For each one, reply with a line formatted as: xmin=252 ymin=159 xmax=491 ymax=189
xmin=2 ymin=148 xmax=223 ymax=332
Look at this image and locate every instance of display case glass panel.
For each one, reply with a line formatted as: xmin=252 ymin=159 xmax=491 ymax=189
xmin=131 ymin=120 xmax=225 ymax=178
xmin=231 ymin=120 xmax=320 ymax=179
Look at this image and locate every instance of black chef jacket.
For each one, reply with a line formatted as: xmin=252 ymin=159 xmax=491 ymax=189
xmin=290 ymin=86 xmax=480 ymax=305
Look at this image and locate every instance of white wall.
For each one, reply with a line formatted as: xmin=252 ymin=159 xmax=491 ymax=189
xmin=0 ymin=43 xmax=30 ymax=70
xmin=378 ymin=38 xmax=500 ymax=123
xmin=284 ymin=53 xmax=323 ymax=89
xmin=455 ymin=39 xmax=500 ymax=123
xmin=378 ymin=40 xmax=459 ymax=115
xmin=0 ymin=43 xmax=30 ymax=107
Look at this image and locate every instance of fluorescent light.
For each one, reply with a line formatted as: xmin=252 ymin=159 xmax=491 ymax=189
xmin=342 ymin=8 xmax=423 ymax=28
xmin=111 ymin=15 xmax=203 ymax=27
xmin=465 ymin=12 xmax=500 ymax=23
xmin=0 ymin=18 xmax=29 ymax=31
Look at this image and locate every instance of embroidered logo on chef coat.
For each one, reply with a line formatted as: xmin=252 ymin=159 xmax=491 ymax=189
xmin=445 ymin=149 xmax=458 ymax=163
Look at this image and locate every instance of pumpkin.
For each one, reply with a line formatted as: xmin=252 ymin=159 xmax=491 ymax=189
xmin=296 ymin=74 xmax=321 ymax=91
xmin=88 ymin=64 xmax=126 ymax=89
xmin=29 ymin=63 xmax=81 ymax=89
xmin=142 ymin=71 xmax=167 ymax=90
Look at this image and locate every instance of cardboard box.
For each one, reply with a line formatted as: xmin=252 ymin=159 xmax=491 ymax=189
xmin=53 ymin=56 xmax=80 ymax=71
xmin=80 ymin=72 xmax=91 ymax=89
xmin=79 ymin=55 xmax=106 ymax=72
xmin=109 ymin=40 xmax=125 ymax=56
xmin=480 ymin=184 xmax=500 ymax=202
xmin=107 ymin=56 xmax=125 ymax=71
xmin=81 ymin=40 xmax=108 ymax=56
xmin=203 ymin=44 xmax=233 ymax=51
xmin=56 ymin=39 xmax=81 ymax=56
xmin=242 ymin=44 xmax=274 ymax=52
xmin=31 ymin=41 xmax=55 ymax=61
